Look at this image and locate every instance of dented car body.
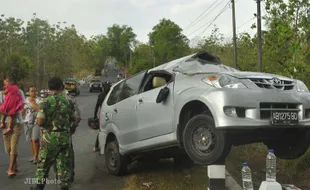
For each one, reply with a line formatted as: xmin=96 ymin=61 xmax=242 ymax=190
xmin=98 ymin=51 xmax=310 ymax=176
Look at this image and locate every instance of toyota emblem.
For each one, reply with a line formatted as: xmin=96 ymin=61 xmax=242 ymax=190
xmin=271 ymin=77 xmax=282 ymax=85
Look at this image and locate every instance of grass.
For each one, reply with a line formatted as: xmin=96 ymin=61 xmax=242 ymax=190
xmin=122 ymin=145 xmax=310 ymax=190
xmin=123 ymin=159 xmax=208 ymax=190
xmin=226 ymin=143 xmax=310 ymax=189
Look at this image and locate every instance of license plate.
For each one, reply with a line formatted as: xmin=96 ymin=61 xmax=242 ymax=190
xmin=271 ymin=111 xmax=299 ymax=125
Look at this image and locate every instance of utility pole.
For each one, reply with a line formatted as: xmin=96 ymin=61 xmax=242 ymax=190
xmin=149 ymin=40 xmax=154 ymax=67
xmin=231 ymin=0 xmax=238 ymax=69
xmin=256 ymin=0 xmax=263 ymax=72
xmin=129 ymin=49 xmax=132 ymax=69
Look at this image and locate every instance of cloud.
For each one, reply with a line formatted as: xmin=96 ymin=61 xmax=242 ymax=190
xmin=0 ymin=0 xmax=261 ymax=43
xmin=130 ymin=0 xmax=160 ymax=9
xmin=170 ymin=0 xmax=213 ymax=15
xmin=130 ymin=0 xmax=175 ymax=9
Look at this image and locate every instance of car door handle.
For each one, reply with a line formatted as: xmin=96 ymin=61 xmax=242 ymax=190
xmin=114 ymin=109 xmax=118 ymax=114
xmin=138 ymin=98 xmax=143 ymax=103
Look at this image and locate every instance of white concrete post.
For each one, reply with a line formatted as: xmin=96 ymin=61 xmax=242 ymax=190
xmin=207 ymin=159 xmax=226 ymax=190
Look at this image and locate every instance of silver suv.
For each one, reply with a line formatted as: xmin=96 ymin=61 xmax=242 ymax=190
xmin=98 ymin=51 xmax=310 ymax=176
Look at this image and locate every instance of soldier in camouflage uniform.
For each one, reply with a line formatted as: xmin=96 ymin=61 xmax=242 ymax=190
xmin=31 ymin=77 xmax=77 ymax=190
xmin=52 ymin=85 xmax=81 ymax=183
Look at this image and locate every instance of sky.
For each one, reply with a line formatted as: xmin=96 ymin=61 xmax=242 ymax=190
xmin=0 ymin=0 xmax=266 ymax=44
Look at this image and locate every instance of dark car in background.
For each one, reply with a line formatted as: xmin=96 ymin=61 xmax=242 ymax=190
xmin=89 ymin=79 xmax=102 ymax=92
xmin=64 ymin=78 xmax=80 ymax=96
xmin=95 ymin=69 xmax=101 ymax=76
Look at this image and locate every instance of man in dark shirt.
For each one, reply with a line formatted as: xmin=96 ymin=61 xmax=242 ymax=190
xmin=93 ymin=81 xmax=112 ymax=152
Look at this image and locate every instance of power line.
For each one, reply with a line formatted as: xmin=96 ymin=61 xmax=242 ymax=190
xmin=184 ymin=0 xmax=227 ymax=33
xmin=197 ymin=1 xmax=231 ymax=37
xmin=237 ymin=16 xmax=256 ymax=30
xmin=183 ymin=0 xmax=222 ymax=32
xmin=187 ymin=2 xmax=230 ymax=37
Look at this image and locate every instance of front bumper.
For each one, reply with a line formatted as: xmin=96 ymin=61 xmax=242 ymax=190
xmin=199 ymin=89 xmax=310 ymax=129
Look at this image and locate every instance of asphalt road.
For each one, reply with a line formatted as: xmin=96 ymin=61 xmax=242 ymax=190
xmin=0 ymin=71 xmax=124 ymax=190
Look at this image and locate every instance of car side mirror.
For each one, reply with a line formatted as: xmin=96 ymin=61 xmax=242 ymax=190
xmin=156 ymin=87 xmax=170 ymax=103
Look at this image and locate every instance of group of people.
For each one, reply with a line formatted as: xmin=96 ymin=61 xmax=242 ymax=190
xmin=0 ymin=74 xmax=112 ymax=189
xmin=0 ymin=75 xmax=81 ymax=190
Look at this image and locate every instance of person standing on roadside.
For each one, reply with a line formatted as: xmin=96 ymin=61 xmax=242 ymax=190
xmin=24 ymin=86 xmax=41 ymax=164
xmin=0 ymin=75 xmax=26 ymax=177
xmin=93 ymin=81 xmax=112 ymax=152
xmin=32 ymin=77 xmax=76 ymax=190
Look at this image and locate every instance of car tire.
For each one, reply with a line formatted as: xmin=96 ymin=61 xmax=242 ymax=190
xmin=265 ymin=130 xmax=310 ymax=159
xmin=105 ymin=140 xmax=128 ymax=176
xmin=183 ymin=114 xmax=231 ymax=165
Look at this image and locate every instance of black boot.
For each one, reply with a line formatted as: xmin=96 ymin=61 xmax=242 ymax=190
xmin=30 ymin=184 xmax=45 ymax=190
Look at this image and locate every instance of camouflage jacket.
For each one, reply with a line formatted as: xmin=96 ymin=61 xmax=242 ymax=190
xmin=36 ymin=92 xmax=76 ymax=133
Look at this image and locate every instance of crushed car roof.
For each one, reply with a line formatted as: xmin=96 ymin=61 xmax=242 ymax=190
xmin=149 ymin=51 xmax=222 ymax=73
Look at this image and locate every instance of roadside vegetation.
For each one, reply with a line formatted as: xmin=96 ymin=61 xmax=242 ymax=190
xmin=227 ymin=144 xmax=310 ymax=189
xmin=123 ymin=160 xmax=207 ymax=190
xmin=1 ymin=0 xmax=310 ymax=188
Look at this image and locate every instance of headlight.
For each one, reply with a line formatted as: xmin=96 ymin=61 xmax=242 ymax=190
xmin=296 ymin=80 xmax=309 ymax=92
xmin=202 ymin=74 xmax=247 ymax=89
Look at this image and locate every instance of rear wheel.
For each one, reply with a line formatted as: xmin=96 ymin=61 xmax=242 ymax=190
xmin=105 ymin=140 xmax=128 ymax=176
xmin=183 ymin=114 xmax=231 ymax=165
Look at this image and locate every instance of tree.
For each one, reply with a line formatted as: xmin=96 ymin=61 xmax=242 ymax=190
xmin=4 ymin=53 xmax=33 ymax=84
xmin=131 ymin=42 xmax=153 ymax=74
xmin=0 ymin=15 xmax=24 ymax=70
xmin=148 ymin=18 xmax=190 ymax=65
xmin=106 ymin=24 xmax=136 ymax=66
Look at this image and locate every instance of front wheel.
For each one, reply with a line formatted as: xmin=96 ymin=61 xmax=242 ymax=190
xmin=183 ymin=114 xmax=231 ymax=165
xmin=105 ymin=140 xmax=128 ymax=176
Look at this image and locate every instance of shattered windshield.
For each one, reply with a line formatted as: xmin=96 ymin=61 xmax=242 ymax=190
xmin=173 ymin=60 xmax=239 ymax=74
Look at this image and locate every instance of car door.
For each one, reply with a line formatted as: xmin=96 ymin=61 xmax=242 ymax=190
xmin=102 ymin=71 xmax=147 ymax=146
xmin=135 ymin=74 xmax=175 ymax=141
xmin=114 ymin=71 xmax=147 ymax=145
xmin=100 ymin=81 xmax=123 ymax=132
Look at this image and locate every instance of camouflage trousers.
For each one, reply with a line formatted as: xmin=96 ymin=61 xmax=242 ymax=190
xmin=53 ymin=141 xmax=75 ymax=182
xmin=35 ymin=131 xmax=71 ymax=188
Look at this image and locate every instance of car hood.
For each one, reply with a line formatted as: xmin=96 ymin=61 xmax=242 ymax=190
xmin=223 ymin=71 xmax=294 ymax=81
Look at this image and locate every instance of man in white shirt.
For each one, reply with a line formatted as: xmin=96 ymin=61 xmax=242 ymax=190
xmin=0 ymin=88 xmax=25 ymax=176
